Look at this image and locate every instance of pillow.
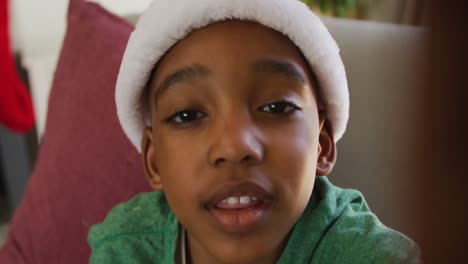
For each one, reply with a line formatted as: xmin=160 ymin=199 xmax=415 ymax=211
xmin=0 ymin=0 xmax=150 ymax=262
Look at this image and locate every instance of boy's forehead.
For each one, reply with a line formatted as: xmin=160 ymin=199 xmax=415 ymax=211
xmin=164 ymin=20 xmax=302 ymax=57
xmin=147 ymin=20 xmax=314 ymax=100
xmin=152 ymin=20 xmax=311 ymax=81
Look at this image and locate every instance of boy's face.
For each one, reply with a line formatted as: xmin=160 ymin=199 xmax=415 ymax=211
xmin=142 ymin=21 xmax=336 ymax=264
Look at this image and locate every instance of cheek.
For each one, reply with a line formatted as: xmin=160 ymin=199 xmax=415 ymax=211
xmin=266 ymin=117 xmax=319 ymax=207
xmin=153 ymin=133 xmax=206 ymax=216
xmin=155 ymin=130 xmax=205 ymax=176
xmin=268 ymin=114 xmax=319 ymax=168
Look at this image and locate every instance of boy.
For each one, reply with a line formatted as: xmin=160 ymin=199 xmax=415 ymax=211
xmin=88 ymin=0 xmax=420 ymax=263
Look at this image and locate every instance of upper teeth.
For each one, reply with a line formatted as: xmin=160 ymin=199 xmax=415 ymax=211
xmin=227 ymin=197 xmax=239 ymax=205
xmin=240 ymin=196 xmax=250 ymax=204
xmin=223 ymin=196 xmax=257 ymax=205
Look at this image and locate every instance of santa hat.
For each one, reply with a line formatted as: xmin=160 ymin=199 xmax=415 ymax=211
xmin=116 ymin=0 xmax=349 ymax=152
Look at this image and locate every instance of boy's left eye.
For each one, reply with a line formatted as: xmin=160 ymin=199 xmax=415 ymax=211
xmin=259 ymin=101 xmax=300 ymax=114
xmin=166 ymin=110 xmax=206 ymax=124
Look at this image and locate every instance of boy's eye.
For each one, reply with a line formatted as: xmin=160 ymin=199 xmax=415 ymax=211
xmin=260 ymin=101 xmax=300 ymax=114
xmin=167 ymin=110 xmax=205 ymax=124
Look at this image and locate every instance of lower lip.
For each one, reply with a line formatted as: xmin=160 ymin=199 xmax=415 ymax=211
xmin=209 ymin=203 xmax=270 ymax=233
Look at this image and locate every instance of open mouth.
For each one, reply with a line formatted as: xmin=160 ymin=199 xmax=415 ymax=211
xmin=204 ymin=182 xmax=273 ymax=234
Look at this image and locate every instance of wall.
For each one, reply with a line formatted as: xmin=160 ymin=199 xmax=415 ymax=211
xmin=10 ymin=0 xmax=152 ymax=55
xmin=9 ymin=0 xmax=152 ymax=139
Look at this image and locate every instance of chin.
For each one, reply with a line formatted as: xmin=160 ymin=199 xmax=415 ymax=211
xmin=207 ymin=239 xmax=278 ymax=264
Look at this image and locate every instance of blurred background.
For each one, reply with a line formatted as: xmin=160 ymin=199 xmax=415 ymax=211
xmin=0 ymin=0 xmax=466 ymax=262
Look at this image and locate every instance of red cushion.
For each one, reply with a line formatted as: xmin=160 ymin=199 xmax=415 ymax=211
xmin=0 ymin=0 xmax=150 ymax=262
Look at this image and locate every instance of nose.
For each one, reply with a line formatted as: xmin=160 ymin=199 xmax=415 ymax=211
xmin=208 ymin=115 xmax=264 ymax=167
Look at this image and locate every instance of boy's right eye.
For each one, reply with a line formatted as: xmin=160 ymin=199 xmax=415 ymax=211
xmin=166 ymin=110 xmax=206 ymax=124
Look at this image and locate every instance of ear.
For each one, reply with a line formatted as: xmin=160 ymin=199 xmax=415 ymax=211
xmin=141 ymin=127 xmax=164 ymax=190
xmin=316 ymin=115 xmax=337 ymax=176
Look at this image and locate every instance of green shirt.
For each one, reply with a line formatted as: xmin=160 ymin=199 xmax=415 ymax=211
xmin=88 ymin=177 xmax=420 ymax=263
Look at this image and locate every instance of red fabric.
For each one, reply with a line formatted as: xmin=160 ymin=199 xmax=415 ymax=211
xmin=0 ymin=0 xmax=150 ymax=262
xmin=0 ymin=0 xmax=34 ymax=133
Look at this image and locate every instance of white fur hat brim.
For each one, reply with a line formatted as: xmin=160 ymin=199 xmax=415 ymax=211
xmin=116 ymin=0 xmax=349 ymax=153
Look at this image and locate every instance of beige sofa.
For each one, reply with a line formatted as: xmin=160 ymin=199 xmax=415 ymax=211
xmin=324 ymin=18 xmax=426 ymax=238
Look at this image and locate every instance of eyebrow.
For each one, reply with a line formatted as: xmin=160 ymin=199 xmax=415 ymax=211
xmin=252 ymin=58 xmax=308 ymax=85
xmin=154 ymin=63 xmax=211 ymax=99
